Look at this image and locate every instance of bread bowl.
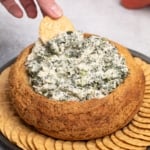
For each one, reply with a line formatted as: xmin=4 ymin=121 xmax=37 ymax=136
xmin=8 ymin=30 xmax=145 ymax=141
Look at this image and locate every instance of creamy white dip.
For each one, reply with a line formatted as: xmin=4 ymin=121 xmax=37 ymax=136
xmin=26 ymin=31 xmax=128 ymax=101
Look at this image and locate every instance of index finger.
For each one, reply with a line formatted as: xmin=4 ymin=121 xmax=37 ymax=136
xmin=0 ymin=0 xmax=23 ymax=18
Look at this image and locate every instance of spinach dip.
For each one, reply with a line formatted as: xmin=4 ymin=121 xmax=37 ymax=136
xmin=26 ymin=31 xmax=129 ymax=101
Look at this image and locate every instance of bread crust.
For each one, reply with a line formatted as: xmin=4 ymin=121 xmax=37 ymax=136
xmin=8 ymin=36 xmax=145 ymax=141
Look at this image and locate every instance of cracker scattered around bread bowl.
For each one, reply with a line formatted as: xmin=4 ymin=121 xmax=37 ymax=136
xmin=8 ymin=16 xmax=145 ymax=141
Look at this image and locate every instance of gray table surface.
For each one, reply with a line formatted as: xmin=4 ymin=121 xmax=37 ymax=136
xmin=0 ymin=0 xmax=150 ymax=149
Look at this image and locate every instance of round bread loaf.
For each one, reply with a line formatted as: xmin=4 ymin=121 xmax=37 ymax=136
xmin=8 ymin=34 xmax=145 ymax=141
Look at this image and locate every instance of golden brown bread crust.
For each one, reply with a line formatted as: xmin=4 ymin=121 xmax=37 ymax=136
xmin=8 ymin=36 xmax=145 ymax=141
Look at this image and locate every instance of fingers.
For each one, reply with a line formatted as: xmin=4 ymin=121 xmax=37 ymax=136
xmin=20 ymin=0 xmax=37 ymax=18
xmin=37 ymin=0 xmax=63 ymax=19
xmin=0 ymin=0 xmax=23 ymax=18
xmin=0 ymin=0 xmax=63 ymax=19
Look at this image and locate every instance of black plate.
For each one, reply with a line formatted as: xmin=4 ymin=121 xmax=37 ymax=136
xmin=0 ymin=49 xmax=150 ymax=150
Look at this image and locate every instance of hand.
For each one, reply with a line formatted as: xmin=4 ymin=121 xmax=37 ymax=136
xmin=0 ymin=0 xmax=63 ymax=19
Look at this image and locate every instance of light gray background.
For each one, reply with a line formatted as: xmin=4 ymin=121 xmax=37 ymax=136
xmin=0 ymin=0 xmax=150 ymax=149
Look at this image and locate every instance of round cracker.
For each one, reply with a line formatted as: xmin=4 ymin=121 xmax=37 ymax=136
xmin=115 ymin=130 xmax=150 ymax=146
xmin=144 ymin=94 xmax=150 ymax=99
xmin=132 ymin=120 xmax=150 ymax=129
xmin=0 ymin=67 xmax=10 ymax=76
xmin=138 ymin=112 xmax=150 ymax=118
xmin=111 ymin=134 xmax=145 ymax=150
xmin=141 ymin=62 xmax=149 ymax=71
xmin=144 ymin=66 xmax=150 ymax=76
xmin=1 ymin=113 xmax=11 ymax=137
xmin=0 ymin=105 xmax=16 ymax=134
xmin=0 ymin=90 xmax=10 ymax=101
xmin=140 ymin=107 xmax=150 ymax=114
xmin=144 ymin=89 xmax=150 ymax=95
xmin=96 ymin=139 xmax=112 ymax=150
xmin=0 ymin=106 xmax=9 ymax=132
xmin=62 ymin=141 xmax=73 ymax=150
xmin=145 ymin=85 xmax=150 ymax=91
xmin=123 ymin=127 xmax=150 ymax=141
xmin=0 ymin=103 xmax=13 ymax=116
xmin=32 ymin=133 xmax=46 ymax=150
xmin=146 ymin=74 xmax=150 ymax=81
xmin=102 ymin=136 xmax=125 ymax=150
xmin=3 ymin=116 xmax=21 ymax=141
xmin=18 ymin=123 xmax=33 ymax=150
xmin=0 ymin=88 xmax=11 ymax=103
xmin=44 ymin=137 xmax=55 ymax=150
xmin=73 ymin=141 xmax=87 ymax=150
xmin=0 ymin=67 xmax=10 ymax=86
xmin=11 ymin=125 xmax=27 ymax=150
xmin=1 ymin=67 xmax=31 ymax=150
xmin=134 ymin=57 xmax=143 ymax=66
xmin=134 ymin=114 xmax=150 ymax=123
xmin=0 ymin=104 xmax=15 ymax=116
xmin=55 ymin=140 xmax=63 ymax=150
xmin=0 ymin=86 xmax=9 ymax=91
xmin=39 ymin=16 xmax=75 ymax=43
xmin=0 ymin=100 xmax=11 ymax=105
xmin=145 ymin=80 xmax=150 ymax=86
xmin=26 ymin=132 xmax=37 ymax=150
xmin=128 ymin=124 xmax=150 ymax=137
xmin=86 ymin=140 xmax=99 ymax=150
xmin=142 ymin=102 xmax=150 ymax=108
xmin=143 ymin=98 xmax=150 ymax=104
xmin=0 ymin=83 xmax=9 ymax=93
xmin=0 ymin=69 xmax=15 ymax=119
xmin=12 ymin=124 xmax=30 ymax=150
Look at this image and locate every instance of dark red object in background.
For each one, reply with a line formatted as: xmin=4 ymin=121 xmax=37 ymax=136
xmin=121 ymin=0 xmax=150 ymax=9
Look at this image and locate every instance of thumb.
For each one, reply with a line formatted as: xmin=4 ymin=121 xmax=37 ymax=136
xmin=37 ymin=0 xmax=63 ymax=19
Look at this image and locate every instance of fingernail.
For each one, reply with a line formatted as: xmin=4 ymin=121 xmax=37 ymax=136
xmin=50 ymin=3 xmax=63 ymax=18
xmin=9 ymin=5 xmax=23 ymax=18
xmin=26 ymin=5 xmax=37 ymax=18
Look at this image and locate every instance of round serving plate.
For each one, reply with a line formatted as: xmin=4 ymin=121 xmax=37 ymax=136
xmin=0 ymin=49 xmax=150 ymax=150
